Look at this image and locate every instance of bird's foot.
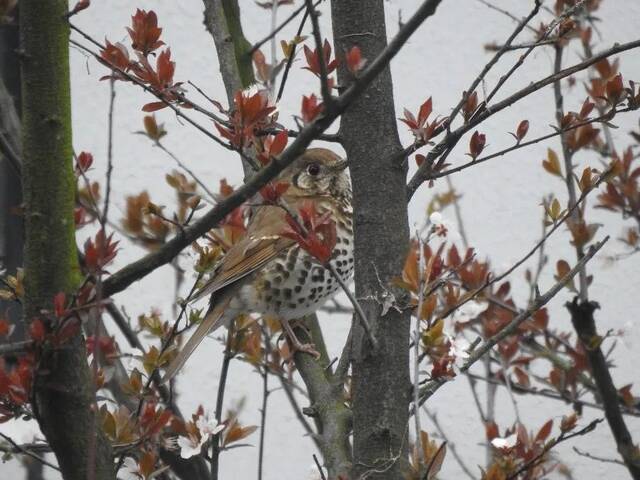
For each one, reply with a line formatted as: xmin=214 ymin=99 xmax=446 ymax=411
xmin=280 ymin=318 xmax=321 ymax=361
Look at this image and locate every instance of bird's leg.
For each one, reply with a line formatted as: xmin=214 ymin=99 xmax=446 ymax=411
xmin=280 ymin=318 xmax=320 ymax=360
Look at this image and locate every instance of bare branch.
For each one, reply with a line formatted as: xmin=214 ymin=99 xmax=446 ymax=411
xmin=568 ymin=299 xmax=640 ymax=478
xmin=573 ymin=446 xmax=625 ymax=466
xmin=0 ymin=432 xmax=60 ymax=472
xmin=418 ymin=236 xmax=609 ymax=405
xmin=448 ymin=0 xmax=541 ymax=127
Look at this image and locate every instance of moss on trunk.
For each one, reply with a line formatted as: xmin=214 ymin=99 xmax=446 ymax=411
xmin=20 ymin=1 xmax=114 ymax=478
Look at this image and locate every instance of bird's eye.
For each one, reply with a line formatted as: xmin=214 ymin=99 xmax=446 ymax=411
xmin=307 ymin=162 xmax=321 ymax=176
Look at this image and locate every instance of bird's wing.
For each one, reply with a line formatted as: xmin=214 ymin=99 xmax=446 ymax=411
xmin=161 ymin=205 xmax=297 ymax=383
xmin=190 ymin=204 xmax=296 ymax=303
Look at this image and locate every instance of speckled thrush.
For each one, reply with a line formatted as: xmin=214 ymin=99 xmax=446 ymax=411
xmin=161 ymin=148 xmax=353 ymax=382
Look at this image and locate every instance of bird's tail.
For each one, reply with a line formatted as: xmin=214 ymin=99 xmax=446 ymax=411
xmin=160 ymin=298 xmax=230 ymax=383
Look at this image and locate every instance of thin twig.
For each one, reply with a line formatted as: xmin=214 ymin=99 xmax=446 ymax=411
xmin=448 ymin=0 xmax=541 ymax=127
xmin=276 ymin=5 xmax=311 ymax=103
xmin=211 ymin=323 xmax=235 ymax=480
xmin=427 ymin=107 xmax=629 ymax=181
xmin=257 ymin=329 xmax=271 ymax=480
xmin=249 ymin=1 xmax=321 ymax=56
xmin=326 ymin=262 xmax=378 ymax=350
xmin=435 ymin=165 xmax=609 ymax=324
xmin=304 ymin=0 xmax=333 ymax=106
xmin=154 ymin=141 xmax=217 ymax=202
xmin=313 ymin=453 xmax=327 ymax=480
xmin=423 ymin=408 xmax=477 ymax=480
xmin=485 ymin=0 xmax=586 ymax=106
xmin=406 ymin=37 xmax=640 ymax=198
xmin=0 ymin=432 xmax=60 ymax=472
xmin=573 ymin=446 xmax=625 ymax=465
xmin=475 ymin=0 xmax=538 ymax=33
xmin=504 ymin=419 xmax=603 ymax=479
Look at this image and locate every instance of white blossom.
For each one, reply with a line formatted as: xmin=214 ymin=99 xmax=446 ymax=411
xmin=196 ymin=416 xmax=225 ymax=437
xmin=177 ymin=435 xmax=203 ymax=459
xmin=491 ymin=434 xmax=517 ymax=450
xmin=452 ymin=300 xmax=486 ymax=323
xmin=120 ymin=457 xmax=143 ymax=480
xmin=178 ymin=413 xmax=225 ymax=459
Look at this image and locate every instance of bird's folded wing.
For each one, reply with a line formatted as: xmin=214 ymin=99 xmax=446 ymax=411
xmin=190 ymin=205 xmax=295 ymax=302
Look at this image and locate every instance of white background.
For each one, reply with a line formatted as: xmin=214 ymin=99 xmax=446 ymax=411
xmin=2 ymin=1 xmax=640 ymax=479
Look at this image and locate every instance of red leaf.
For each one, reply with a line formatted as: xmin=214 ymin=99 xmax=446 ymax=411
xmin=259 ymin=181 xmax=290 ymax=204
xmin=516 ymin=120 xmax=529 ymax=141
xmin=68 ymin=0 xmax=91 ymax=16
xmin=269 ymin=130 xmax=288 ymax=156
xmin=535 ymin=419 xmax=553 ymax=443
xmin=0 ymin=319 xmax=10 ymax=337
xmin=99 ymin=41 xmax=131 ymax=78
xmin=142 ymin=101 xmax=168 ymax=112
xmin=29 ymin=319 xmax=46 ymax=343
xmin=345 ymin=45 xmax=366 ymax=74
xmin=301 ymin=94 xmax=323 ymax=124
xmin=53 ymin=292 xmax=67 ymax=318
xmin=579 ymin=97 xmax=595 ymax=119
xmin=468 ymin=131 xmax=486 ymax=160
xmin=127 ymin=9 xmax=165 ymax=56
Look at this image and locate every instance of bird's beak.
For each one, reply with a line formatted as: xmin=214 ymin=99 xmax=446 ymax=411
xmin=334 ymin=159 xmax=349 ymax=171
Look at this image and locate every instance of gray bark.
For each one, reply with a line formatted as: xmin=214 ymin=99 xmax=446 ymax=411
xmin=331 ymin=1 xmax=412 ymax=477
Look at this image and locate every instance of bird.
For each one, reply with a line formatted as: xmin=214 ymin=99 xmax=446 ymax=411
xmin=161 ymin=148 xmax=353 ymax=382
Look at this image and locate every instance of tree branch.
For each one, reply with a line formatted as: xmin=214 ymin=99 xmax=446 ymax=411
xmin=419 ymin=236 xmax=609 ymax=405
xmin=406 ymin=37 xmax=640 ymax=198
xmin=568 ymin=299 xmax=640 ymax=478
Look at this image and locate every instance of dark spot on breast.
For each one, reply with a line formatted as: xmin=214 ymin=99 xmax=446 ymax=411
xmin=274 ymin=276 xmax=282 ymax=284
xmin=303 ymin=260 xmax=312 ymax=269
xmin=294 ymin=285 xmax=302 ymax=293
xmin=288 ymin=303 xmax=297 ymax=309
xmin=284 ymin=288 xmax=292 ymax=299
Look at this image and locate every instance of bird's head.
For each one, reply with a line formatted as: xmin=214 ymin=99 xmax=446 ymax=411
xmin=282 ymin=148 xmax=350 ymax=200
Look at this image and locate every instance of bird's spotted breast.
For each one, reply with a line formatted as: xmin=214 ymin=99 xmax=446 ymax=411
xmin=240 ymin=222 xmax=353 ymax=320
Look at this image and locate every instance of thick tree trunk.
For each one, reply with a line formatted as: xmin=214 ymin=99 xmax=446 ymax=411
xmin=20 ymin=1 xmax=114 ymax=478
xmin=331 ymin=1 xmax=412 ymax=478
